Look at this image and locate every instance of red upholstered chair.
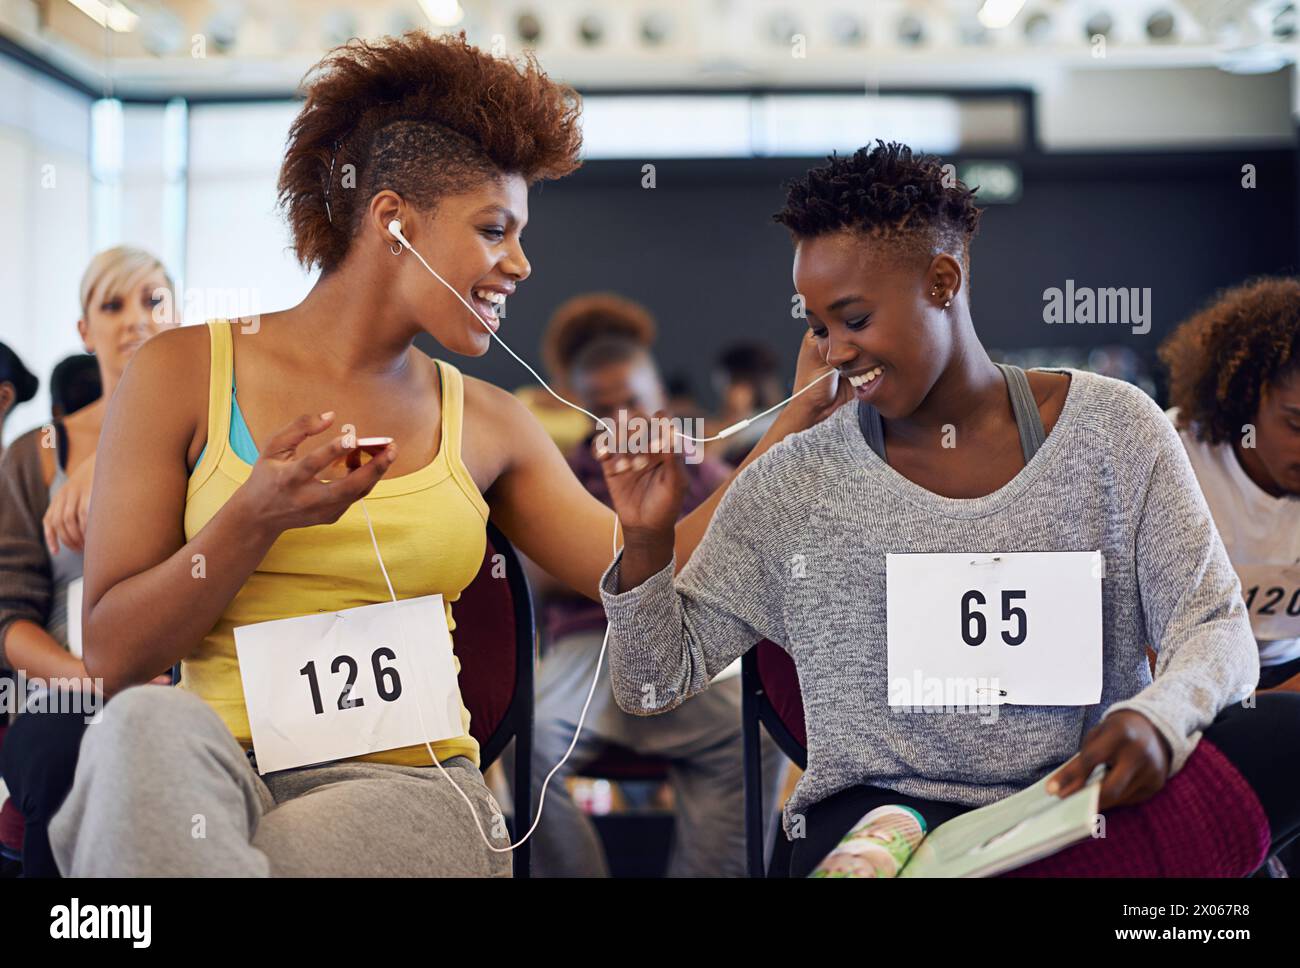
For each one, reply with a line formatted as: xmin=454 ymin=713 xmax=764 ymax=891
xmin=0 ymin=798 xmax=22 ymax=866
xmin=0 ymin=531 xmax=536 ymax=878
xmin=741 ymin=641 xmax=1272 ymax=879
xmin=577 ymin=748 xmax=671 ymax=782
xmin=451 ymin=521 xmax=537 ymax=878
xmin=741 ymin=641 xmax=805 ymax=878
xmin=0 ymin=716 xmax=24 ymax=867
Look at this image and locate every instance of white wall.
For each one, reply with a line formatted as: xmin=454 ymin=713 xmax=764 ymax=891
xmin=0 ymin=56 xmax=91 ymax=445
xmin=185 ymin=102 xmax=317 ymax=322
xmin=1038 ymin=66 xmax=1296 ymax=151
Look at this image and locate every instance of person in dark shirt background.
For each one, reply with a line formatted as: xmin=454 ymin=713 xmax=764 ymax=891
xmin=508 ymin=314 xmax=784 ymax=877
xmin=0 ymin=342 xmax=38 ymax=458
xmin=48 ymin=354 xmax=101 ymax=421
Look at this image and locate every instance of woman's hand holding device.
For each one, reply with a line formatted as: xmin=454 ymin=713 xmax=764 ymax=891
xmin=235 ymin=412 xmax=397 ymax=540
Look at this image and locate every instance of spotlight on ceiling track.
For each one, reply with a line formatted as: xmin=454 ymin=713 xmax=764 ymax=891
xmin=516 ymin=11 xmax=542 ymax=44
xmin=139 ymin=5 xmax=186 ymax=56
xmin=829 ymin=11 xmax=865 ymax=47
xmin=1023 ymin=11 xmax=1053 ymax=43
xmin=578 ymin=13 xmax=604 ymax=46
xmin=1145 ymin=9 xmax=1177 ymax=42
xmin=640 ymin=12 xmax=672 ymax=46
xmin=1083 ymin=11 xmax=1114 ymax=40
xmin=897 ymin=13 xmax=925 ymax=46
xmin=206 ymin=8 xmax=242 ymax=54
xmin=1275 ymin=3 xmax=1297 ymax=39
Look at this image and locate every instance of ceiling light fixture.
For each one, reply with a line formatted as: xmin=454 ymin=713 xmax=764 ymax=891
xmin=977 ymin=0 xmax=1028 ymax=30
xmin=418 ymin=0 xmax=464 ymax=28
xmin=66 ymin=0 xmax=139 ymax=33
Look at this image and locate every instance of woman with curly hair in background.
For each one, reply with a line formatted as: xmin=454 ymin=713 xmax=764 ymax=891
xmin=1162 ymin=278 xmax=1300 ymax=694
xmin=45 ymin=31 xmax=843 ymax=877
xmin=590 ymin=141 xmax=1300 ymax=876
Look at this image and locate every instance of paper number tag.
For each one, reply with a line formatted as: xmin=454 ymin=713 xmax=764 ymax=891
xmin=235 ymin=594 xmax=464 ymax=774
xmin=886 ymin=551 xmax=1104 ymax=707
xmin=1237 ymin=563 xmax=1300 ymax=642
xmin=66 ymin=577 xmax=84 ymax=659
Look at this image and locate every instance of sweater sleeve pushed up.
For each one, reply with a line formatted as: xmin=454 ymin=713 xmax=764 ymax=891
xmin=598 ymin=447 xmax=799 ymax=717
xmin=1104 ymin=398 xmax=1259 ymax=774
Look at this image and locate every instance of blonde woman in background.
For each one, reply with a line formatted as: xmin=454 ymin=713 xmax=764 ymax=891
xmin=0 ymin=246 xmax=175 ymax=877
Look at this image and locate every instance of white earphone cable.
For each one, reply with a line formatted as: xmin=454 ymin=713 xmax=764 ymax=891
xmin=365 ymin=220 xmax=838 ymax=854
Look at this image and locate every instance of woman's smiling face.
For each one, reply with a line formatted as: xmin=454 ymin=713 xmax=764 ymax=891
xmin=793 ymin=229 xmax=961 ymax=421
xmin=396 ymin=173 xmax=532 ymax=357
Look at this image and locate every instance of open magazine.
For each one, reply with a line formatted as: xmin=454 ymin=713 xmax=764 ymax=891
xmin=811 ymin=766 xmax=1105 ymax=878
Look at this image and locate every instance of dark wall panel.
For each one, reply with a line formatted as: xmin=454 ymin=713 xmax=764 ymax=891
xmin=430 ymin=150 xmax=1297 ymax=409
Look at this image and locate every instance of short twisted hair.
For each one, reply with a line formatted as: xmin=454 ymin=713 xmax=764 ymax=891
xmin=773 ymin=140 xmax=982 ymax=269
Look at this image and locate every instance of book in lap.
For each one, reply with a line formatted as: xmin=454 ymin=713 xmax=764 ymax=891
xmin=811 ymin=767 xmax=1104 ymax=878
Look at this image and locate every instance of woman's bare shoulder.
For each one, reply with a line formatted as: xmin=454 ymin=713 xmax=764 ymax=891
xmin=460 ymin=371 xmax=539 ymax=430
xmin=459 ymin=371 xmax=565 ymax=482
xmin=112 ymin=324 xmax=212 ymax=442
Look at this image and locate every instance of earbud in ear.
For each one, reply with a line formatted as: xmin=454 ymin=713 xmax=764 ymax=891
xmin=387 ymin=219 xmax=405 ymax=247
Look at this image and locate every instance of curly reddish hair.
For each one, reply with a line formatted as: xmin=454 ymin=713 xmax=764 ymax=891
xmin=1160 ymin=276 xmax=1300 ymax=444
xmin=543 ymin=292 xmax=658 ymax=381
xmin=277 ymin=31 xmax=582 ymax=272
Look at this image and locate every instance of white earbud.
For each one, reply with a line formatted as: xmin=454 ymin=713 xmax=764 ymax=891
xmin=387 ymin=219 xmax=408 ymax=250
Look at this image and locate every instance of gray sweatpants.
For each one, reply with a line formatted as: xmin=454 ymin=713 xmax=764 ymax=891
xmin=502 ymin=630 xmax=786 ymax=877
xmin=48 ymin=686 xmax=512 ymax=877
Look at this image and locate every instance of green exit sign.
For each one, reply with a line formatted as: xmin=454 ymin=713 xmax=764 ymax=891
xmin=957 ymin=161 xmax=1022 ymax=204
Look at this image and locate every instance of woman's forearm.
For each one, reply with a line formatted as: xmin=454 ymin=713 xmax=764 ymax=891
xmin=2 ymin=620 xmax=87 ymax=682
xmin=671 ymin=409 xmax=802 ymax=574
xmin=618 ymin=527 xmax=675 ymax=593
xmin=84 ymin=488 xmax=277 ymax=693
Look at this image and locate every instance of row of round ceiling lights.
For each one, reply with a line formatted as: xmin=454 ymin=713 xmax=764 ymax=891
xmin=504 ymin=5 xmax=1297 ymax=50
xmin=128 ymin=2 xmax=1296 ymax=59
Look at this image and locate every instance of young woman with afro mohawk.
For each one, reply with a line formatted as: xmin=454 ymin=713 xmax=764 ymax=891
xmin=594 ymin=141 xmax=1300 ymax=877
xmin=48 ymin=32 xmax=843 ymax=876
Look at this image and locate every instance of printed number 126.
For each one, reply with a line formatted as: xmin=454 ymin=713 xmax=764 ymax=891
xmin=300 ymin=647 xmax=403 ymax=714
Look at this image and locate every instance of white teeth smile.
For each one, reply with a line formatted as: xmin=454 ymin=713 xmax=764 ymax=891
xmin=847 ymin=366 xmax=884 ymax=388
xmin=472 ymin=288 xmax=507 ymax=314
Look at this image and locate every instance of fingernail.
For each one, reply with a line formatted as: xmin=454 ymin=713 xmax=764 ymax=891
xmin=1045 ymin=779 xmax=1059 ymax=795
xmin=614 ymin=458 xmax=629 ymax=473
xmin=320 ymin=411 xmax=335 ymax=422
xmin=385 ymin=445 xmax=396 ymax=460
xmin=632 ymin=455 xmax=648 ymax=470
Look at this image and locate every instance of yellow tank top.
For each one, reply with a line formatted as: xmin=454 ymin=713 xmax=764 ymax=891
xmin=181 ymin=320 xmax=487 ymax=767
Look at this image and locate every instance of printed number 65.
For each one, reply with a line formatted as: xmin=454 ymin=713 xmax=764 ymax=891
xmin=961 ymin=590 xmax=1027 ymax=647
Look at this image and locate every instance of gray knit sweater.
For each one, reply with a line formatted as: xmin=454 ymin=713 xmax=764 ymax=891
xmin=598 ymin=370 xmax=1259 ymax=835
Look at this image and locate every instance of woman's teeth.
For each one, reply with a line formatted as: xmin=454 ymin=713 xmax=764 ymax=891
xmin=847 ymin=366 xmax=884 ymax=388
xmin=472 ymin=288 xmax=506 ymax=315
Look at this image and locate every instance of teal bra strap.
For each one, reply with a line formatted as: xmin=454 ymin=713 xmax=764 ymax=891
xmin=191 ymin=379 xmax=260 ymax=475
xmin=227 ymin=388 xmax=259 ymax=464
